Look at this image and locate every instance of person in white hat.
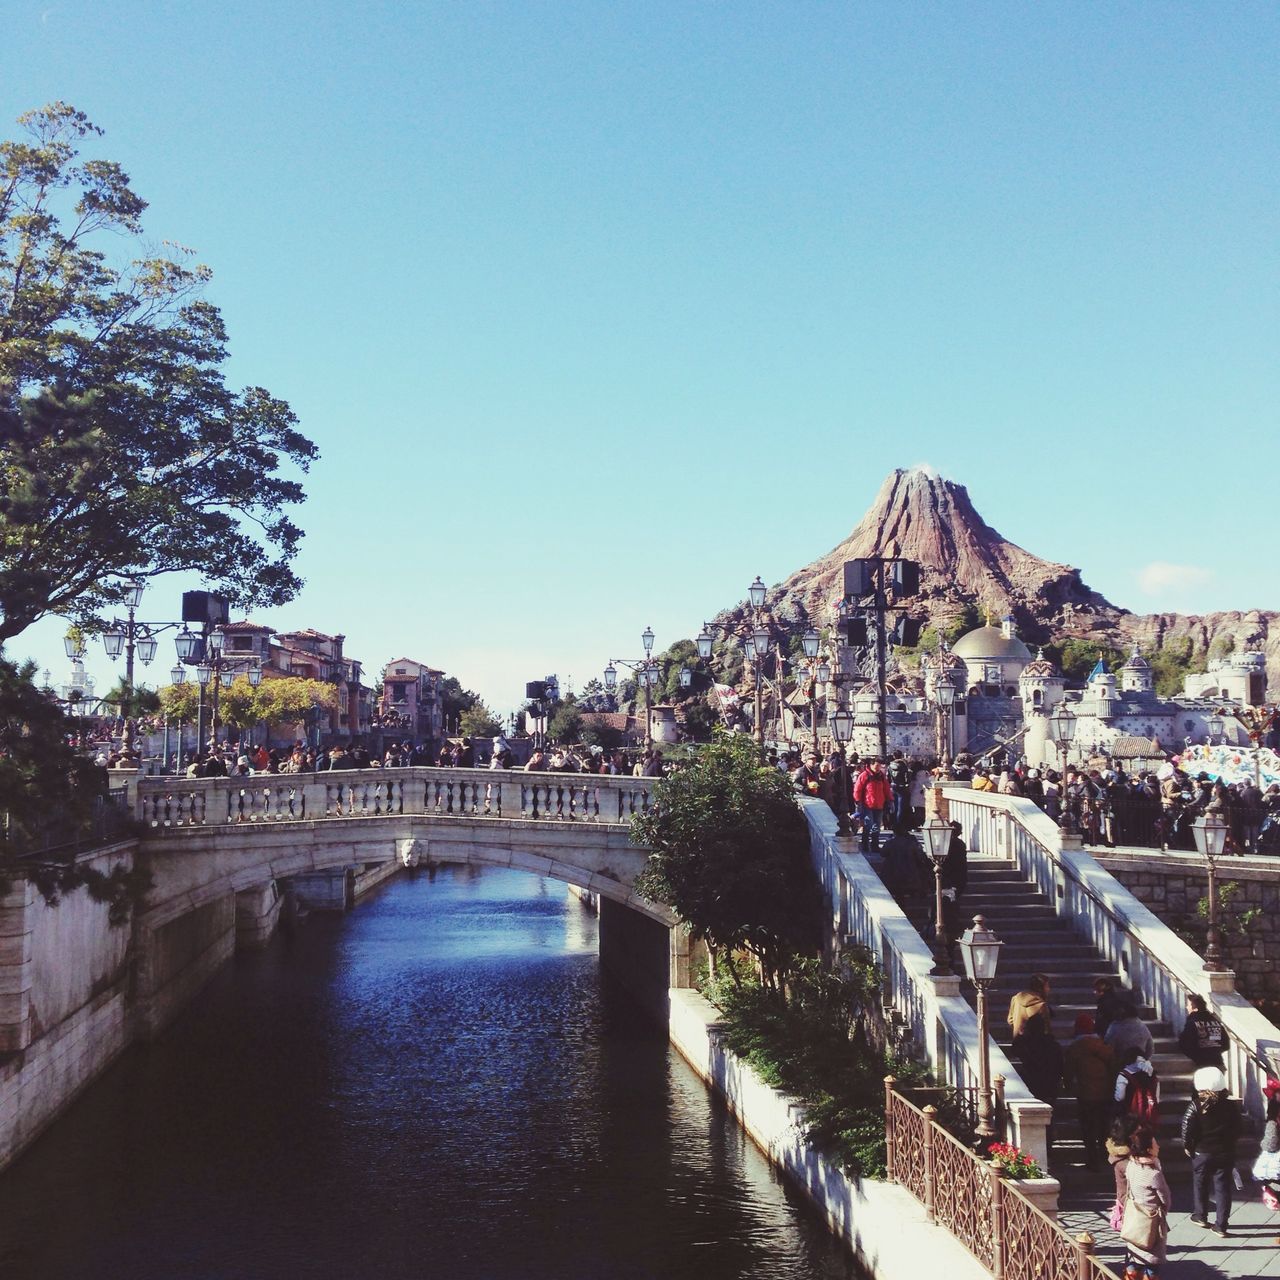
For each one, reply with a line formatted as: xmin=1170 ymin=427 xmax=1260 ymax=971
xmin=1180 ymin=1065 xmax=1241 ymax=1236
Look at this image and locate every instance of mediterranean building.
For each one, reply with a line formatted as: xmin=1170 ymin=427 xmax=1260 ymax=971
xmin=378 ymin=658 xmax=445 ymax=747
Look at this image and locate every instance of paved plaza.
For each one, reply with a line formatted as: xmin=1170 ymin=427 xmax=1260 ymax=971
xmin=1055 ymin=1159 xmax=1280 ymax=1280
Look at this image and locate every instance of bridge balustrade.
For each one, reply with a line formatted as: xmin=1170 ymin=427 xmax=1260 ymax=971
xmin=136 ymin=766 xmax=656 ymax=831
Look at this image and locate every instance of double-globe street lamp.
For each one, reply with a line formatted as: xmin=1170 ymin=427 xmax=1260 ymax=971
xmin=173 ymin=624 xmax=263 ymax=755
xmin=98 ymin=580 xmax=190 ymax=752
xmin=696 ymin=575 xmax=772 ymax=748
xmin=958 ymin=914 xmax=1003 ymax=1144
xmin=799 ymin=628 xmax=830 ymax=753
xmin=604 ymin=626 xmax=662 ymax=748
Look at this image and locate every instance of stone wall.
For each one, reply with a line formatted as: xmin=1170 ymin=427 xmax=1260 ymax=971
xmin=1096 ymin=850 xmax=1280 ymax=999
xmin=0 ymin=844 xmax=138 ymax=1170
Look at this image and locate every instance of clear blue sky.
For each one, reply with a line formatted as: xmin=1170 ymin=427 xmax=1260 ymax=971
xmin=6 ymin=1 xmax=1278 ymax=713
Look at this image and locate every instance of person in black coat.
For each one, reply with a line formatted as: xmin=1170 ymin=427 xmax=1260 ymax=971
xmin=1181 ymin=1067 xmax=1241 ymax=1236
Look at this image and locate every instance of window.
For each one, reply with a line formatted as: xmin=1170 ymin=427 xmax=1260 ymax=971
xmin=395 ymin=668 xmax=407 ymax=675
xmin=1032 ymin=689 xmax=1043 ymax=708
xmin=391 ymin=683 xmax=407 ymax=701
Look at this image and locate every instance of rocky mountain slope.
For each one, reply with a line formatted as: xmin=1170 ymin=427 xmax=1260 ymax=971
xmin=766 ymin=467 xmax=1278 ymax=689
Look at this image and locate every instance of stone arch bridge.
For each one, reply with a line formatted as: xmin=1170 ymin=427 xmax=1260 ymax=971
xmin=129 ymin=766 xmax=684 ymax=1034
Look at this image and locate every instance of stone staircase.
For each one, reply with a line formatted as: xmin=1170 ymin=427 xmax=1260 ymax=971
xmin=959 ymin=857 xmax=1199 ymax=1176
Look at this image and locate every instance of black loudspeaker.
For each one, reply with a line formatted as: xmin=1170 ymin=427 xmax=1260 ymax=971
xmin=843 ymin=617 xmax=868 ymax=646
xmin=893 ymin=560 xmax=920 ymax=598
xmin=894 ymin=616 xmax=923 ymax=647
xmin=843 ymin=559 xmax=871 ymax=598
xmin=181 ymin=590 xmax=229 ymax=626
xmin=526 ymin=681 xmax=547 ymax=700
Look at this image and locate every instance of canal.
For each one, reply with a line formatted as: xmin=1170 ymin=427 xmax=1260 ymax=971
xmin=0 ymin=867 xmax=861 ymax=1279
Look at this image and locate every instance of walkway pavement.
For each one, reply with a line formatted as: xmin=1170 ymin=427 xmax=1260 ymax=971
xmin=1055 ymin=1156 xmax=1280 ymax=1280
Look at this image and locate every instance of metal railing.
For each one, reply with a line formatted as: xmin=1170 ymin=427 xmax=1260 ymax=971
xmin=136 ymin=765 xmax=656 ymax=830
xmin=2 ymin=788 xmax=134 ymax=860
xmin=885 ymin=1081 xmax=1119 ymax=1280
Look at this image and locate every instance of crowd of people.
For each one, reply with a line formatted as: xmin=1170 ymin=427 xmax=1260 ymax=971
xmin=777 ymin=740 xmax=1280 ymax=856
xmin=1004 ymin=974 xmax=1280 ymax=1277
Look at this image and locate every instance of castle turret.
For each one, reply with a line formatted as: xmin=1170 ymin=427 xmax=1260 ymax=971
xmin=1120 ymin=646 xmax=1154 ymax=695
xmin=1019 ymin=649 xmax=1065 ymax=767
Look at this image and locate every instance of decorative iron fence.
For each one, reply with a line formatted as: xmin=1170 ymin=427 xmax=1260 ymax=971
xmin=2 ymin=788 xmax=134 ymax=860
xmin=885 ymin=1080 xmax=1120 ymax=1280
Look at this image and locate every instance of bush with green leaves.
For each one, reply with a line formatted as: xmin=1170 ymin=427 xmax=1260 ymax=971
xmin=705 ymin=953 xmax=930 ymax=1178
xmin=633 ymin=730 xmax=822 ymax=997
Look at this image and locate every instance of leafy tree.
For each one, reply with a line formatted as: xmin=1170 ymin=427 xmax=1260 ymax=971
xmin=0 ymin=103 xmax=317 ymax=644
xmin=157 ymin=680 xmax=199 ymax=723
xmin=579 ymin=714 xmax=622 ymax=751
xmin=576 ymin=677 xmax=616 ymax=713
xmin=1045 ymin=638 xmax=1125 ymax=683
xmin=1148 ymin=636 xmax=1199 ymax=698
xmin=100 ymin=676 xmax=159 ymax=719
xmin=679 ymin=694 xmax=720 ymax=741
xmin=459 ymin=700 xmax=502 ymax=738
xmin=438 ymin=676 xmax=480 ymax=726
xmin=252 ymin=676 xmax=337 ymax=730
xmin=633 ymin=731 xmax=822 ymax=999
xmin=1208 ymin=633 xmax=1237 ymax=662
xmin=0 ymin=659 xmax=150 ymax=919
xmin=547 ymin=698 xmax=583 ymax=743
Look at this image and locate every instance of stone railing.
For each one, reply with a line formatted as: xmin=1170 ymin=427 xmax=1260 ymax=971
xmin=801 ymin=799 xmax=1053 ymax=1168
xmin=942 ymin=785 xmax=1280 ymax=1123
xmin=136 ymin=766 xmax=656 ymax=831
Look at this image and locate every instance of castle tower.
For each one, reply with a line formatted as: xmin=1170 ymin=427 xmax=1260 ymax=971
xmin=1119 ymin=646 xmax=1154 ymax=695
xmin=1089 ymin=660 xmax=1118 ymax=720
xmin=1019 ymin=649 xmax=1065 ymax=767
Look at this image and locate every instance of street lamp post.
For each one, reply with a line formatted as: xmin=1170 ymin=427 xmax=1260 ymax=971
xmin=1049 ymin=706 xmax=1077 ymax=833
xmin=604 ymin=639 xmax=661 ymax=749
xmin=1192 ymin=813 xmax=1229 ymax=971
xmin=1207 ymin=712 xmax=1225 ymax=746
xmin=924 ymin=813 xmax=955 ymax=976
xmin=829 ymin=705 xmax=854 ymax=835
xmin=801 ymin=628 xmax=823 ymax=750
xmin=958 ymin=915 xmax=1003 ymax=1144
xmin=934 ymin=678 xmax=956 ymax=776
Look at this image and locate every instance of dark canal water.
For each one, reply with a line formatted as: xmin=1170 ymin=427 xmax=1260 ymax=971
xmin=0 ymin=867 xmax=861 ymax=1280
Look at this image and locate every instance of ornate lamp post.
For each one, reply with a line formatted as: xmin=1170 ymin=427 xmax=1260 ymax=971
xmin=1207 ymin=712 xmax=1225 ymax=746
xmin=801 ymin=628 xmax=823 ymax=750
xmin=924 ymin=813 xmax=955 ymax=976
xmin=1049 ymin=705 xmax=1077 ymax=832
xmin=1191 ymin=813 xmax=1229 ymax=971
xmin=934 ymin=678 xmax=956 ymax=775
xmin=958 ymin=914 xmax=1003 ymax=1143
xmin=604 ymin=633 xmax=661 ymax=748
xmin=679 ymin=666 xmax=692 ymax=691
xmin=829 ymin=705 xmax=854 ymax=835
xmin=693 ymin=576 xmax=773 ymax=751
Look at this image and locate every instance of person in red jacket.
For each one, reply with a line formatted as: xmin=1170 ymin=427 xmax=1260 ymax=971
xmin=854 ymin=759 xmax=892 ymax=852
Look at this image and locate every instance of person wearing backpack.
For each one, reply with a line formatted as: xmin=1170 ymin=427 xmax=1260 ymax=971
xmin=1177 ymin=993 xmax=1226 ymax=1069
xmin=1181 ymin=1066 xmax=1241 ymax=1237
xmin=1115 ymin=1047 xmax=1161 ymax=1127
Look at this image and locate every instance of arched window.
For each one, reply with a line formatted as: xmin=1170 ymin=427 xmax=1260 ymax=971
xmin=1032 ymin=689 xmax=1043 ymax=708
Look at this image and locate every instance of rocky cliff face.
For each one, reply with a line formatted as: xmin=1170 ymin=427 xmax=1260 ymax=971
xmin=768 ymin=466 xmax=1277 ymax=689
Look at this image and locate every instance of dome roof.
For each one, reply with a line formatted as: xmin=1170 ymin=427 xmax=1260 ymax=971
xmin=1122 ymin=646 xmax=1150 ymax=670
xmin=952 ymin=625 xmax=1032 ymax=662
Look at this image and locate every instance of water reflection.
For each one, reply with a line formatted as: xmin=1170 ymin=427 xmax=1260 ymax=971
xmin=0 ymin=867 xmax=860 ymax=1280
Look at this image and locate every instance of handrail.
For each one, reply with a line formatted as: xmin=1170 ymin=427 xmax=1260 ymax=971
xmin=886 ymin=1082 xmax=1120 ymax=1280
xmin=942 ymin=785 xmax=1280 ymax=1122
xmin=802 ymin=798 xmax=1053 ymax=1165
